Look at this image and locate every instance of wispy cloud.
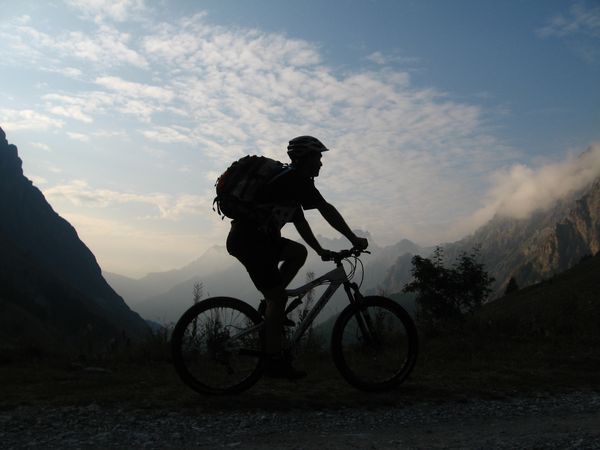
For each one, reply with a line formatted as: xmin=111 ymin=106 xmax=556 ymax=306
xmin=65 ymin=0 xmax=148 ymax=23
xmin=463 ymin=143 xmax=600 ymax=230
xmin=30 ymin=142 xmax=51 ymax=151
xmin=141 ymin=126 xmax=193 ymax=144
xmin=366 ymin=51 xmax=420 ymax=67
xmin=95 ymin=76 xmax=173 ymax=102
xmin=537 ymin=2 xmax=600 ymax=63
xmin=0 ymin=108 xmax=64 ymax=131
xmin=538 ymin=3 xmax=600 ymax=38
xmin=1 ymin=4 xmax=528 ymax=260
xmin=67 ymin=132 xmax=90 ymax=142
xmin=2 ymin=22 xmax=147 ymax=69
xmin=44 ymin=179 xmax=208 ymax=219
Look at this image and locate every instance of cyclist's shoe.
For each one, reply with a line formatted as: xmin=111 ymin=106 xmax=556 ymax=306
xmin=264 ymin=354 xmax=307 ymax=380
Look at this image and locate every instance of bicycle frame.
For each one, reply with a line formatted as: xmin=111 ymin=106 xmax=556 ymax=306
xmin=284 ymin=263 xmax=348 ymax=347
xmin=231 ymin=260 xmax=363 ymax=354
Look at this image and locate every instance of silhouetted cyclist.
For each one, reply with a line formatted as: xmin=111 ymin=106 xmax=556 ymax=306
xmin=226 ymin=136 xmax=368 ymax=379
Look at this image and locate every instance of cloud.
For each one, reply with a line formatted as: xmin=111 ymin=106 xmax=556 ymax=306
xmin=0 ymin=108 xmax=65 ymax=131
xmin=537 ymin=3 xmax=600 ymax=38
xmin=44 ymin=179 xmax=209 ymax=220
xmin=463 ymin=143 xmax=600 ymax=230
xmin=141 ymin=126 xmax=193 ymax=144
xmin=366 ymin=51 xmax=420 ymax=67
xmin=67 ymin=132 xmax=90 ymax=142
xmin=65 ymin=0 xmax=147 ymax=23
xmin=49 ymin=105 xmax=94 ymax=123
xmin=537 ymin=3 xmax=600 ymax=63
xmin=3 ymin=21 xmax=147 ymax=69
xmin=2 ymin=5 xmax=523 ymax=253
xmin=43 ymin=92 xmax=113 ymax=124
xmin=95 ymin=76 xmax=174 ymax=102
xmin=42 ymin=88 xmax=164 ymax=123
xmin=28 ymin=175 xmax=48 ymax=185
xmin=30 ymin=142 xmax=51 ymax=151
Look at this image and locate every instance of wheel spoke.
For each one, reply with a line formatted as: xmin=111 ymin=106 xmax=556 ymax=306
xmin=172 ymin=297 xmax=264 ymax=395
xmin=331 ymin=297 xmax=418 ymax=391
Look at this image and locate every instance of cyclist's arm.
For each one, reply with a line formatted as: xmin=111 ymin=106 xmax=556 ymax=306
xmin=317 ymin=202 xmax=367 ymax=248
xmin=293 ymin=216 xmax=326 ymax=256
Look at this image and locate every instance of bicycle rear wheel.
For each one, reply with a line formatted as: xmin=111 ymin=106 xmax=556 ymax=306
xmin=171 ymin=297 xmax=264 ymax=395
xmin=331 ymin=296 xmax=418 ymax=391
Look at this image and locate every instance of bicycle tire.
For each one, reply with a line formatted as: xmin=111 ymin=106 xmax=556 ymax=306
xmin=171 ymin=297 xmax=264 ymax=395
xmin=331 ymin=296 xmax=418 ymax=391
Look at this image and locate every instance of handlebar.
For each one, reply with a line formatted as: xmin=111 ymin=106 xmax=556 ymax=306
xmin=321 ymin=248 xmax=370 ymax=263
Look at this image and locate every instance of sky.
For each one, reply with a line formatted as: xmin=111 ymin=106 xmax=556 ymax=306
xmin=1 ymin=0 xmax=599 ymax=277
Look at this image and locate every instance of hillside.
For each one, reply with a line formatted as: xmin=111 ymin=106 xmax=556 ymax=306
xmin=475 ymin=251 xmax=600 ymax=341
xmin=379 ymin=162 xmax=600 ymax=298
xmin=0 ymin=127 xmax=149 ymax=355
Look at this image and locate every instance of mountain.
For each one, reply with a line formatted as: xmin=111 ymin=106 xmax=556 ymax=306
xmin=103 ymin=245 xmax=235 ymax=306
xmin=476 ymin=251 xmax=600 ymax=340
xmin=108 ymin=232 xmax=429 ymax=324
xmin=379 ymin=170 xmax=600 ymax=298
xmin=0 ymin=127 xmax=149 ymax=355
xmin=446 ymin=178 xmax=600 ymax=296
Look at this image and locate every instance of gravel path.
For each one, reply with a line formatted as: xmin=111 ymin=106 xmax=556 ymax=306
xmin=2 ymin=390 xmax=599 ymax=449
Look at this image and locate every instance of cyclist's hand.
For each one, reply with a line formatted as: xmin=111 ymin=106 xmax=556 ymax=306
xmin=351 ymin=236 xmax=369 ymax=251
xmin=318 ymin=249 xmax=335 ymax=261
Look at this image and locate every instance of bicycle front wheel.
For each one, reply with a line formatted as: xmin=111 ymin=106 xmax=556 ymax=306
xmin=331 ymin=296 xmax=418 ymax=391
xmin=171 ymin=297 xmax=264 ymax=395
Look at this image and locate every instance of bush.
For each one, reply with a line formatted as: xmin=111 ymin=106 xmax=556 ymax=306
xmin=403 ymin=246 xmax=494 ymax=334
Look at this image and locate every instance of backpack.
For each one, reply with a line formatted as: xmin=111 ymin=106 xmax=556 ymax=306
xmin=213 ymin=155 xmax=291 ymax=222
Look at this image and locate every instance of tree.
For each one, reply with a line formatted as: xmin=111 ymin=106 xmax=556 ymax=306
xmin=193 ymin=282 xmax=204 ymax=305
xmin=403 ymin=246 xmax=494 ymax=332
xmin=191 ymin=281 xmax=204 ymax=339
xmin=504 ymin=276 xmax=519 ymax=295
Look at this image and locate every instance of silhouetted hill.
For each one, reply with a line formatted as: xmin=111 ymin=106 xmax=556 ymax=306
xmin=475 ymin=252 xmax=600 ymax=340
xmin=0 ymin=127 xmax=149 ymax=355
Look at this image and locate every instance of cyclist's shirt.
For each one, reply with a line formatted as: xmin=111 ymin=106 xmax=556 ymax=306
xmin=257 ymin=168 xmax=325 ymax=233
xmin=227 ymin=168 xmax=326 ymax=291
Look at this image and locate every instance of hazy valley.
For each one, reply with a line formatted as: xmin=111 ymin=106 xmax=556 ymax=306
xmin=1 ymin=126 xmax=599 ymax=355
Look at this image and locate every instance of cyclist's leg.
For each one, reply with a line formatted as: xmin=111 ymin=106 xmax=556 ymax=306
xmin=278 ymin=239 xmax=308 ymax=288
xmin=262 ymin=283 xmax=307 ymax=379
xmin=261 ymin=284 xmax=287 ymax=355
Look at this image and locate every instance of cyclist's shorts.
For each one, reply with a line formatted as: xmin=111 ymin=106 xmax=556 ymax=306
xmin=226 ymin=222 xmax=291 ymax=293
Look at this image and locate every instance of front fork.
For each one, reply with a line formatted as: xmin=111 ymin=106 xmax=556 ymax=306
xmin=343 ymin=282 xmax=378 ymax=345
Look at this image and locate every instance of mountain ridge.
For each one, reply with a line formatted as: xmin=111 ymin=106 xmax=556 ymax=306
xmin=0 ymin=127 xmax=150 ymax=354
xmin=442 ymin=177 xmax=600 ymax=297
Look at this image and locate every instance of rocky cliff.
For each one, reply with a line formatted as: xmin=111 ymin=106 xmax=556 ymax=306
xmin=377 ymin=155 xmax=600 ymax=298
xmin=444 ymin=177 xmax=600 ymax=297
xmin=0 ymin=127 xmax=149 ymax=354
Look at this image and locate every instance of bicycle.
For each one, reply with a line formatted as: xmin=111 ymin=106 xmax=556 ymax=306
xmin=171 ymin=248 xmax=418 ymax=395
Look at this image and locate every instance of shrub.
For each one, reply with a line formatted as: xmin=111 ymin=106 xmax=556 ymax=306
xmin=403 ymin=246 xmax=494 ymax=334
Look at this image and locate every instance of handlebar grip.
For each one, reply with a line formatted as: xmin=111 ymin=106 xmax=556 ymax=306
xmin=321 ymin=248 xmax=370 ymax=261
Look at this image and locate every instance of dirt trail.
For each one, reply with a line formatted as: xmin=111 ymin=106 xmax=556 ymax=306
xmin=3 ymin=390 xmax=599 ymax=449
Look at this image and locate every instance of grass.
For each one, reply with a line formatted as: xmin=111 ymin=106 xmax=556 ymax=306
xmin=3 ymin=253 xmax=599 ymax=412
xmin=1 ymin=333 xmax=598 ymax=413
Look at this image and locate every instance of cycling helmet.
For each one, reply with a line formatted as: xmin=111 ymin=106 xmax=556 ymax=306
xmin=287 ymin=136 xmax=329 ymax=161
